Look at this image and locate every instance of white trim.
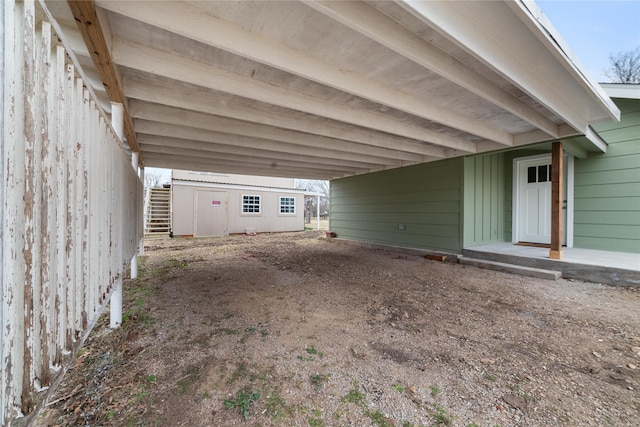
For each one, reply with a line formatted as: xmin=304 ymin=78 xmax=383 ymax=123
xmin=172 ymin=179 xmax=306 ymax=195
xmin=601 ymin=83 xmax=640 ymax=100
xmin=512 ymin=153 xmax=574 ymax=247
xmin=241 ymin=194 xmax=261 ymax=216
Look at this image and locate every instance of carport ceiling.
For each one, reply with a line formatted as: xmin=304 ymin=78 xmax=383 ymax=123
xmin=44 ymin=0 xmax=619 ymax=180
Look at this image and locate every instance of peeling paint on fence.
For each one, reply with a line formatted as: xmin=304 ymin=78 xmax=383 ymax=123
xmin=1 ymin=1 xmax=143 ymax=424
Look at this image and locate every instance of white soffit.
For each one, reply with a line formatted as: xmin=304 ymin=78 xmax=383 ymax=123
xmin=43 ymin=0 xmax=622 ymax=180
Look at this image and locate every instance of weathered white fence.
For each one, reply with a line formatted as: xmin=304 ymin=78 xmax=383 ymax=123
xmin=1 ymin=1 xmax=143 ymax=424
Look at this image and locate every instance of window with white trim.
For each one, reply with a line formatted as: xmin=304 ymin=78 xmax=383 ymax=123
xmin=279 ymin=196 xmax=295 ymax=214
xmin=242 ymin=195 xmax=261 ymax=214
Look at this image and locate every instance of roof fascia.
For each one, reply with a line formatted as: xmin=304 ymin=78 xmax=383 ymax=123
xmin=398 ymin=0 xmax=620 ymax=150
xmin=601 ymin=84 xmax=640 ymax=100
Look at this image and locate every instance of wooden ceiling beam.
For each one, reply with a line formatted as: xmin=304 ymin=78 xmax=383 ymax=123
xmin=100 ymin=0 xmax=511 ymax=145
xmin=134 ymin=120 xmax=411 ymax=167
xmin=66 ymin=0 xmax=141 ymax=158
xmin=139 ymin=144 xmax=372 ymax=174
xmin=307 ymin=0 xmax=560 ymax=138
xmin=129 ymin=100 xmax=431 ymax=163
xmin=112 ymin=39 xmax=477 ymax=153
xmin=124 ymin=78 xmax=448 ymax=161
xmin=137 ymin=135 xmax=394 ymax=170
xmin=142 ymin=153 xmax=346 ymax=180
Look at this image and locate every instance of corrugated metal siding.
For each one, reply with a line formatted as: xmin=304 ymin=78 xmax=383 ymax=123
xmin=462 ymin=153 xmax=505 ymax=247
xmin=330 ymin=159 xmax=463 ymax=252
xmin=1 ymin=1 xmax=143 ymax=424
xmin=574 ymin=98 xmax=640 ymax=253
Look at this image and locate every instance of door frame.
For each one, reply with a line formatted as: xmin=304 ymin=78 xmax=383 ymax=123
xmin=512 ymin=153 xmax=574 ymax=248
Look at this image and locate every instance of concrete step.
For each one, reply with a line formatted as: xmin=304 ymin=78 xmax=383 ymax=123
xmin=458 ymin=256 xmax=561 ymax=280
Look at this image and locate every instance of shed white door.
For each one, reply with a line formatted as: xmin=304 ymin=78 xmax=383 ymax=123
xmin=195 ymin=190 xmax=227 ymax=237
xmin=517 ymin=157 xmax=567 ymax=245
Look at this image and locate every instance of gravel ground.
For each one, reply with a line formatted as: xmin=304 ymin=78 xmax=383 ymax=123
xmin=40 ymin=231 xmax=640 ymax=427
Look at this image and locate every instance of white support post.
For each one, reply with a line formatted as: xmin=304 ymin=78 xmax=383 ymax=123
xmin=130 ymin=253 xmax=138 ymax=279
xmin=139 ymin=166 xmax=145 ymax=256
xmin=110 ymin=103 xmax=124 ymax=328
xmin=316 ymin=195 xmax=320 ymax=230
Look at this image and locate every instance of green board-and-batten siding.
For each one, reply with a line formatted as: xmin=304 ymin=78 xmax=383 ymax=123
xmin=330 ymin=158 xmax=464 ymax=252
xmin=330 ymin=97 xmax=639 ymax=255
xmin=573 ymin=98 xmax=640 ymax=253
xmin=462 ymin=153 xmax=506 ymax=247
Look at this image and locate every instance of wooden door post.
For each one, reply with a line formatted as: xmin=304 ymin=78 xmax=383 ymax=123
xmin=550 ymin=142 xmax=563 ymax=260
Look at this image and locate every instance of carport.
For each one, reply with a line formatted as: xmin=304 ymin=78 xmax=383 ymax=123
xmin=1 ymin=0 xmax=620 ymax=424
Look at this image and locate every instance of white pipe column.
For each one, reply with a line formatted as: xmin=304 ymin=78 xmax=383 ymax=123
xmin=139 ymin=166 xmax=145 ymax=256
xmin=316 ymin=195 xmax=320 ymax=230
xmin=130 ymin=150 xmax=139 ymax=280
xmin=110 ymin=103 xmax=124 ymax=328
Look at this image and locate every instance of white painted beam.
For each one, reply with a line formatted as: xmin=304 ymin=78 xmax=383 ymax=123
xmin=100 ymin=1 xmax=510 ymax=147
xmin=133 ymin=119 xmax=423 ymax=165
xmin=307 ymin=0 xmax=559 ymax=138
xmin=142 ymin=154 xmax=344 ymax=180
xmin=140 ymin=146 xmax=363 ymax=175
xmin=138 ymin=137 xmax=392 ymax=169
xmin=111 ymin=39 xmax=478 ymax=153
xmin=129 ymin=100 xmax=436 ymax=161
xmin=139 ymin=143 xmax=373 ymax=174
xmin=399 ymin=0 xmax=616 ymax=150
xmin=124 ymin=80 xmax=450 ymax=160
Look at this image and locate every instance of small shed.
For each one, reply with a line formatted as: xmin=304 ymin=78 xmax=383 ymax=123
xmin=171 ymin=170 xmax=307 ymax=237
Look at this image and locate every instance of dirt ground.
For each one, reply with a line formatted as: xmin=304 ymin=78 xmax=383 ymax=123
xmin=40 ymin=231 xmax=640 ymax=427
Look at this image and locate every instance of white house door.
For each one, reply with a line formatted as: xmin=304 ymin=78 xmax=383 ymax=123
xmin=517 ymin=157 xmax=567 ymax=245
xmin=195 ymin=190 xmax=227 ymax=237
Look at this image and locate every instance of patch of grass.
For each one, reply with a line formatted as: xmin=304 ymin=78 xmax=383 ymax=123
xmin=169 ymin=258 xmax=189 ymax=269
xmin=136 ymin=256 xmax=148 ymax=278
xmin=466 ymin=423 xmax=480 ymax=427
xmin=483 ymin=373 xmax=496 ymax=382
xmin=305 ymin=346 xmax=324 ymax=358
xmin=308 ymin=417 xmax=324 ymax=427
xmin=297 ymin=355 xmax=314 ymax=362
xmin=107 ymin=410 xmax=116 ymax=420
xmin=265 ymin=393 xmax=293 ymax=421
xmin=135 ymin=389 xmax=149 ymax=400
xmin=433 ymin=405 xmax=451 ymax=426
xmin=364 ymin=409 xmax=394 ymax=427
xmin=144 ymin=375 xmax=157 ymax=385
xmin=310 ymin=373 xmax=329 ymax=387
xmin=392 ymin=383 xmax=405 ymax=393
xmin=342 ymin=388 xmax=365 ymax=405
xmin=429 ymin=385 xmax=440 ymax=397
xmin=202 ymin=391 xmax=211 ymax=399
xmin=507 ymin=384 xmax=531 ymax=401
xmin=227 ymin=363 xmax=248 ymax=385
xmin=224 ymin=328 xmax=240 ymax=335
xmin=176 ymin=367 xmax=200 ymax=395
xmin=224 ymin=389 xmax=261 ymax=420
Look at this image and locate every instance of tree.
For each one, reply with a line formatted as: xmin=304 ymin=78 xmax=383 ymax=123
xmin=144 ymin=169 xmax=165 ymax=190
xmin=295 ymin=179 xmax=330 ymax=219
xmin=605 ymin=47 xmax=640 ymax=84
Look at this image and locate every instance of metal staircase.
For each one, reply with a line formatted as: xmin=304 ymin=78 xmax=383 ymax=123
xmin=145 ymin=186 xmax=171 ymax=237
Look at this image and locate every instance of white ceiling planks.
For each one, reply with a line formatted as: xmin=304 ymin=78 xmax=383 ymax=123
xmin=47 ymin=0 xmax=619 ymax=179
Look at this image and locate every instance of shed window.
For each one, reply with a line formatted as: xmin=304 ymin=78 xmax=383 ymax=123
xmin=280 ymin=197 xmax=295 ymax=214
xmin=242 ymin=195 xmax=261 ymax=214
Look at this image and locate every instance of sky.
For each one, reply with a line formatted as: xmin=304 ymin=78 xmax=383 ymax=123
xmin=537 ymin=0 xmax=640 ymax=82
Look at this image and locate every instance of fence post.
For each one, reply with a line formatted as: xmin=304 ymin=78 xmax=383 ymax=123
xmin=109 ymin=103 xmax=124 ymax=328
